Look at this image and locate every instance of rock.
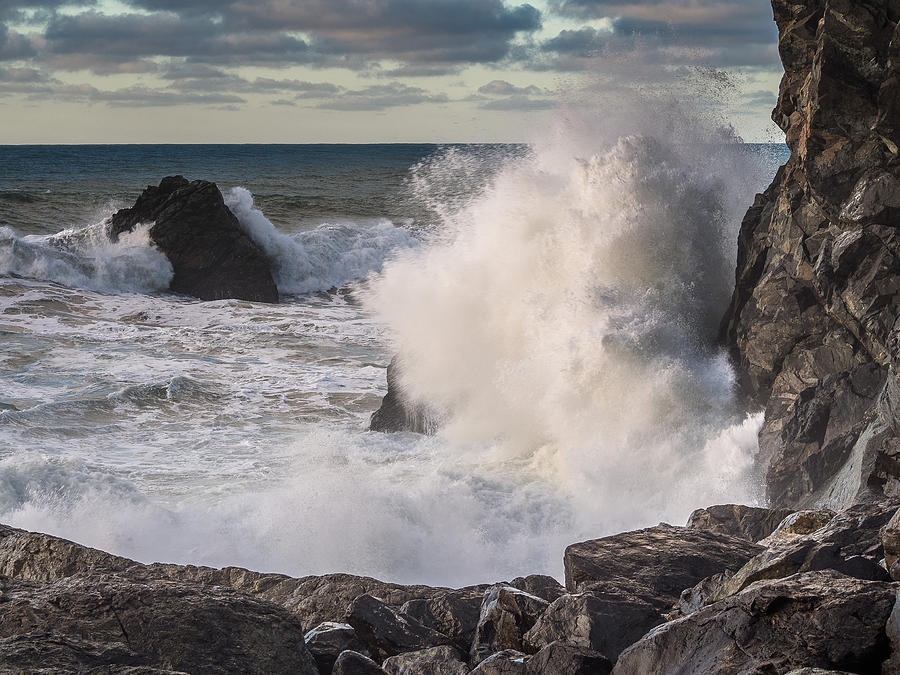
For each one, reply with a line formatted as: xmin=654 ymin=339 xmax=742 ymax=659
xmin=304 ymin=622 xmax=369 ymax=674
xmin=883 ymin=507 xmax=900 ymax=579
xmin=670 ymin=571 xmax=733 ymax=619
xmin=711 ymin=500 xmax=896 ymax=602
xmin=110 ymin=175 xmax=278 ymax=303
xmin=333 ymin=650 xmax=388 ymax=675
xmin=509 ymin=575 xmax=567 ymax=603
xmin=720 ymin=0 xmax=900 ymax=508
xmin=612 ymin=571 xmax=896 ymax=674
xmin=0 ymin=574 xmax=317 ymax=674
xmin=523 ymin=591 xmax=661 ymax=663
xmin=400 ymin=587 xmax=485 ymax=649
xmin=885 ymin=590 xmax=900 ymax=674
xmin=563 ymin=525 xmax=763 ymax=609
xmin=686 ymin=504 xmax=794 ymax=542
xmin=470 ymin=650 xmax=529 ymax=674
xmin=759 ymin=509 xmax=837 ymax=545
xmin=470 ymin=585 xmax=549 ymax=663
xmin=369 ymin=357 xmax=436 ymax=434
xmin=381 ymin=645 xmax=469 ymax=675
xmin=525 ymin=641 xmax=612 ymax=675
xmin=346 ymin=594 xmax=454 ymax=662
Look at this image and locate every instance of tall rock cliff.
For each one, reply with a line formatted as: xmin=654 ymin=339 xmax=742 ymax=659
xmin=722 ymin=0 xmax=900 ymax=508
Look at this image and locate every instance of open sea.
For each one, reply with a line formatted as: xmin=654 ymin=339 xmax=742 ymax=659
xmin=0 ymin=138 xmax=790 ymax=586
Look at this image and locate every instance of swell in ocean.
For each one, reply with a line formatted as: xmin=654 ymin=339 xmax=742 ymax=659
xmin=0 ymin=80 xmax=783 ymax=586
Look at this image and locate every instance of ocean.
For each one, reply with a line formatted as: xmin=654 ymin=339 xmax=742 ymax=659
xmin=0 ymin=138 xmax=790 ymax=587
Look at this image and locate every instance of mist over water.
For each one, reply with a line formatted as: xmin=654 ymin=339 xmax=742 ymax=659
xmin=0 ymin=78 xmax=780 ymax=586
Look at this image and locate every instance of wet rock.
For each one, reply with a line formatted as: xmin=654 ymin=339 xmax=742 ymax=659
xmin=525 ymin=641 xmax=612 ymax=675
xmin=333 ymin=650 xmax=388 ymax=675
xmin=304 ymin=622 xmax=369 ymax=674
xmin=882 ymin=507 xmax=900 ymax=580
xmin=470 ymin=650 xmax=529 ymax=674
xmin=346 ymin=594 xmax=454 ymax=662
xmin=523 ymin=591 xmax=661 ymax=663
xmin=470 ymin=585 xmax=549 ymax=663
xmin=509 ymin=575 xmax=567 ymax=603
xmin=563 ymin=525 xmax=763 ymax=609
xmin=110 ymin=175 xmax=278 ymax=303
xmin=0 ymin=574 xmax=317 ymax=674
xmin=613 ymin=571 xmax=897 ymax=674
xmin=400 ymin=587 xmax=485 ymax=649
xmin=720 ymin=0 xmax=900 ymax=508
xmin=686 ymin=504 xmax=794 ymax=542
xmin=381 ymin=645 xmax=469 ymax=675
xmin=369 ymin=356 xmax=436 ymax=434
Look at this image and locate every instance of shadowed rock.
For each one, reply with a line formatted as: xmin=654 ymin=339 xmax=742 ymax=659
xmin=110 ymin=175 xmax=278 ymax=303
xmin=470 ymin=650 xmax=529 ymax=674
xmin=687 ymin=504 xmax=794 ymax=542
xmin=400 ymin=587 xmax=486 ymax=650
xmin=525 ymin=641 xmax=612 ymax=675
xmin=333 ymin=650 xmax=388 ymax=675
xmin=346 ymin=594 xmax=454 ymax=662
xmin=304 ymin=622 xmax=369 ymax=674
xmin=381 ymin=645 xmax=469 ymax=675
xmin=369 ymin=357 xmax=436 ymax=434
xmin=470 ymin=585 xmax=549 ymax=663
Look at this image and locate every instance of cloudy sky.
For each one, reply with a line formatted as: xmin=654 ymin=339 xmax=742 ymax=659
xmin=0 ymin=0 xmax=783 ymax=143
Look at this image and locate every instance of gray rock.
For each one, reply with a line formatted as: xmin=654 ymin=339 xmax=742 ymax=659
xmin=509 ymin=575 xmax=567 ymax=603
xmin=110 ymin=176 xmax=279 ymax=302
xmin=670 ymin=571 xmax=733 ymax=619
xmin=347 ymin=594 xmax=454 ymax=662
xmin=370 ymin=357 xmax=437 ymax=434
xmin=470 ymin=585 xmax=549 ymax=662
xmin=882 ymin=507 xmax=900 ymax=580
xmin=0 ymin=574 xmax=317 ymax=674
xmin=304 ymin=622 xmax=369 ymax=674
xmin=333 ymin=650 xmax=388 ymax=675
xmin=400 ymin=587 xmax=485 ymax=649
xmin=525 ymin=641 xmax=612 ymax=675
xmin=563 ymin=525 xmax=763 ymax=609
xmin=470 ymin=650 xmax=529 ymax=674
xmin=686 ymin=504 xmax=794 ymax=542
xmin=381 ymin=645 xmax=469 ymax=675
xmin=523 ymin=591 xmax=661 ymax=664
xmin=758 ymin=509 xmax=837 ymax=546
xmin=884 ymin=589 xmax=900 ymax=675
xmin=613 ymin=571 xmax=897 ymax=674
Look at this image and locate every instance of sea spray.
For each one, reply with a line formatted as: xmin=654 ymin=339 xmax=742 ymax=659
xmin=365 ymin=84 xmax=769 ymax=533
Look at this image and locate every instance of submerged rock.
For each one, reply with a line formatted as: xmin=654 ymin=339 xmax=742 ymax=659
xmin=110 ymin=175 xmax=278 ymax=303
xmin=369 ymin=357 xmax=436 ymax=434
xmin=720 ymin=0 xmax=900 ymax=508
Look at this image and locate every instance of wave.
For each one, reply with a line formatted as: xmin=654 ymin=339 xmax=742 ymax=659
xmin=0 ymin=222 xmax=173 ymax=294
xmin=223 ymin=187 xmax=417 ymax=295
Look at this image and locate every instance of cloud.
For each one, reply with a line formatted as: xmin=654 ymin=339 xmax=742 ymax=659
xmin=314 ymin=82 xmax=448 ymax=111
xmin=478 ymin=95 xmax=555 ymax=110
xmin=541 ymin=26 xmax=606 ymax=57
xmin=478 ymin=79 xmax=544 ymax=96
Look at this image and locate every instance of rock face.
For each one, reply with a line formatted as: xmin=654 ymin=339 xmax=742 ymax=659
xmin=111 ymin=175 xmax=279 ymax=303
xmin=369 ymin=357 xmax=436 ymax=434
xmin=687 ymin=504 xmax=794 ymax=542
xmin=720 ymin=0 xmax=900 ymax=508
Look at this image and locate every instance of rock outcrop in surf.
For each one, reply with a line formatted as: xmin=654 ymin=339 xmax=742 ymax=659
xmin=721 ymin=0 xmax=900 ymax=508
xmin=111 ymin=175 xmax=279 ymax=303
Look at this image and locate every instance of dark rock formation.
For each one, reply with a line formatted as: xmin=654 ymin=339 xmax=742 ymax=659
xmin=370 ymin=357 xmax=436 ymax=434
xmin=381 ymin=645 xmax=469 ymax=675
xmin=346 ymin=594 xmax=454 ymax=662
xmin=304 ymin=622 xmax=370 ymax=674
xmin=612 ymin=571 xmax=897 ymax=674
xmin=110 ymin=175 xmax=278 ymax=303
xmin=720 ymin=0 xmax=900 ymax=508
xmin=686 ymin=503 xmax=794 ymax=542
xmin=470 ymin=585 xmax=549 ymax=663
xmin=525 ymin=641 xmax=612 ymax=675
xmin=333 ymin=651 xmax=388 ymax=675
xmin=470 ymin=650 xmax=529 ymax=674
xmin=883 ymin=507 xmax=900 ymax=579
xmin=508 ymin=575 xmax=568 ymax=603
xmin=400 ymin=587 xmax=485 ymax=650
xmin=563 ymin=525 xmax=763 ymax=608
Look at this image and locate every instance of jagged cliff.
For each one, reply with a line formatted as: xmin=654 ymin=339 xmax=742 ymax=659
xmin=721 ymin=0 xmax=900 ymax=508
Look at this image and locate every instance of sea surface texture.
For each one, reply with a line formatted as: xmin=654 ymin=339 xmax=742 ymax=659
xmin=0 ymin=140 xmax=789 ymax=586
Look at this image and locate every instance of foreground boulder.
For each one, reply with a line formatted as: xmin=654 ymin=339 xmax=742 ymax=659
xmin=470 ymin=585 xmax=549 ymax=662
xmin=111 ymin=175 xmax=279 ymax=302
xmin=346 ymin=594 xmax=454 ymax=662
xmin=720 ymin=0 xmax=900 ymax=508
xmin=613 ymin=571 xmax=897 ymax=674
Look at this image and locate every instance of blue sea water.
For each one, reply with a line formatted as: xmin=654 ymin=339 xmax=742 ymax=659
xmin=0 ymin=141 xmax=789 ymax=586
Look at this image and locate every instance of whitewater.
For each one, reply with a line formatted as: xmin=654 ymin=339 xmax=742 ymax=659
xmin=0 ymin=101 xmax=786 ymax=586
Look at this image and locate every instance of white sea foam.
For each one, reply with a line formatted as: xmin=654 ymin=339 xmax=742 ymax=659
xmin=224 ymin=187 xmax=416 ymax=295
xmin=0 ymin=222 xmax=173 ymax=294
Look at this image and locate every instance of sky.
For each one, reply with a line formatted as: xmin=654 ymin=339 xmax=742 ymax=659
xmin=0 ymin=0 xmax=784 ymax=143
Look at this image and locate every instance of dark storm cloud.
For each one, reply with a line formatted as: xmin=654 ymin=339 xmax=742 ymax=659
xmin=0 ymin=0 xmax=93 ymax=21
xmin=541 ymin=26 xmax=605 ymax=57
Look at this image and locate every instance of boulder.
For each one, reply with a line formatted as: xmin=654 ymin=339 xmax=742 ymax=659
xmin=0 ymin=574 xmax=317 ymax=674
xmin=110 ymin=175 xmax=278 ymax=303
xmin=612 ymin=571 xmax=897 ymax=674
xmin=884 ymin=590 xmax=900 ymax=674
xmin=525 ymin=641 xmax=612 ymax=675
xmin=509 ymin=575 xmax=567 ymax=603
xmin=758 ymin=509 xmax=836 ymax=546
xmin=470 ymin=585 xmax=549 ymax=662
xmin=304 ymin=622 xmax=369 ymax=674
xmin=563 ymin=525 xmax=763 ymax=609
xmin=369 ymin=357 xmax=436 ymax=434
xmin=346 ymin=594 xmax=454 ymax=662
xmin=882 ymin=507 xmax=900 ymax=580
xmin=381 ymin=645 xmax=469 ymax=675
xmin=400 ymin=587 xmax=485 ymax=649
xmin=470 ymin=650 xmax=529 ymax=674
xmin=333 ymin=651 xmax=388 ymax=675
xmin=720 ymin=0 xmax=900 ymax=508
xmin=523 ymin=591 xmax=661 ymax=663
xmin=686 ymin=504 xmax=794 ymax=542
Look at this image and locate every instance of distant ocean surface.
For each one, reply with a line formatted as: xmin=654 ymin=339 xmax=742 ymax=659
xmin=0 ymin=141 xmax=789 ymax=586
